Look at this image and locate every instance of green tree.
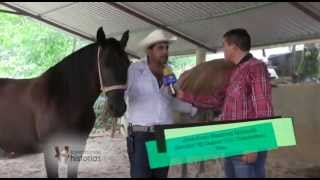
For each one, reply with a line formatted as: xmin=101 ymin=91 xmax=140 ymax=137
xmin=0 ymin=13 xmax=90 ymax=78
xmin=168 ymin=55 xmax=196 ymax=78
xmin=297 ymin=43 xmax=320 ymax=79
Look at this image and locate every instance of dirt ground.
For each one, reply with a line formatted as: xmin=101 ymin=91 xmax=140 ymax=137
xmin=0 ymin=130 xmax=319 ymax=178
xmin=0 ymin=130 xmax=130 ymax=178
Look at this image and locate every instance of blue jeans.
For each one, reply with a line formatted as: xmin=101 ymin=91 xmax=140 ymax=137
xmin=224 ymin=151 xmax=268 ymax=178
xmin=127 ymin=132 xmax=169 ymax=178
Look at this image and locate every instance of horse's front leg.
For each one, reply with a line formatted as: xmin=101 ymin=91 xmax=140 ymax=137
xmin=67 ymin=138 xmax=87 ymax=178
xmin=44 ymin=145 xmax=59 ymax=178
xmin=67 ymin=110 xmax=96 ymax=178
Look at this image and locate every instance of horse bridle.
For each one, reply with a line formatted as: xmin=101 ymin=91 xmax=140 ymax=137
xmin=97 ymin=46 xmax=127 ymax=93
xmin=97 ymin=46 xmax=126 ymax=137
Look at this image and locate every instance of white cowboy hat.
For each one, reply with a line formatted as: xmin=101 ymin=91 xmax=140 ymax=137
xmin=139 ymin=29 xmax=177 ymax=52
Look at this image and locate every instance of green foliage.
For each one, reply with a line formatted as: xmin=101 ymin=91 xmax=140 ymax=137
xmin=0 ymin=13 xmax=90 ymax=78
xmin=297 ymin=44 xmax=320 ymax=79
xmin=168 ymin=54 xmax=196 ymax=78
xmin=93 ymin=95 xmax=113 ymax=130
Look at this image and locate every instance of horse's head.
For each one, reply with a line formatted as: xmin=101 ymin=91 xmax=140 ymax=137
xmin=96 ymin=27 xmax=130 ymax=118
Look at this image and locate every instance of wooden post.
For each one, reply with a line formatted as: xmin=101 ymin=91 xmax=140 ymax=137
xmin=291 ymin=45 xmax=296 ymax=77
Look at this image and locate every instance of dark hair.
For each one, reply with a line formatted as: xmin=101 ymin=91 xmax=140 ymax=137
xmin=223 ymin=28 xmax=251 ymax=51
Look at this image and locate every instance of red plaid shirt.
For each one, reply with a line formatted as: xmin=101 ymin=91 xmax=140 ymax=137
xmin=220 ymin=55 xmax=274 ymax=121
xmin=182 ymin=54 xmax=274 ymax=121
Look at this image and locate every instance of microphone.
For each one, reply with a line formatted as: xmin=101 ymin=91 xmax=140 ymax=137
xmin=163 ymin=64 xmax=177 ymax=96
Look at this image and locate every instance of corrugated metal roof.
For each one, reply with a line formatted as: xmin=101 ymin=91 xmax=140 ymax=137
xmin=44 ymin=3 xmax=153 ymax=36
xmin=6 ymin=2 xmax=75 ymax=15
xmin=172 ymin=2 xmax=320 ymax=49
xmin=121 ymin=2 xmax=271 ymax=25
xmin=300 ymin=2 xmax=320 ymax=16
xmin=1 ymin=2 xmax=320 ymax=58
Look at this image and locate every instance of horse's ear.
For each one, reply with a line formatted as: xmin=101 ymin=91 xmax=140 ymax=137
xmin=120 ymin=30 xmax=129 ymax=49
xmin=96 ymin=27 xmax=105 ymax=45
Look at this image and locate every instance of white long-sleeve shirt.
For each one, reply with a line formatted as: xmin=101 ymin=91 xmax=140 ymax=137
xmin=125 ymin=57 xmax=197 ymax=126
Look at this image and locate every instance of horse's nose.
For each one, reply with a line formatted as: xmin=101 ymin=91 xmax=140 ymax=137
xmin=117 ymin=104 xmax=126 ymax=117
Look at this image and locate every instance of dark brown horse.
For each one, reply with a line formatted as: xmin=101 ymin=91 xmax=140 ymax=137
xmin=0 ymin=27 xmax=130 ymax=178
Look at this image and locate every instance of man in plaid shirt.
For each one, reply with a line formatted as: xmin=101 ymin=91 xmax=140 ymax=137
xmin=221 ymin=28 xmax=273 ymax=178
xmin=178 ymin=28 xmax=274 ymax=178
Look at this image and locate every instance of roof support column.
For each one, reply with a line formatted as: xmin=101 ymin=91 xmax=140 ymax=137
xmin=196 ymin=47 xmax=207 ymax=65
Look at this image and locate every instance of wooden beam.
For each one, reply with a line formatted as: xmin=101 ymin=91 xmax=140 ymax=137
xmin=289 ymin=2 xmax=320 ymax=24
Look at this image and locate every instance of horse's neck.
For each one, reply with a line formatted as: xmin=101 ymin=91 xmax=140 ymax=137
xmin=45 ymin=44 xmax=101 ymax=111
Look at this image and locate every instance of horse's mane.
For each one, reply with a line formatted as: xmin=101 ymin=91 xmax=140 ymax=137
xmin=42 ymin=37 xmax=128 ymax=108
xmin=45 ymin=43 xmax=99 ymax=105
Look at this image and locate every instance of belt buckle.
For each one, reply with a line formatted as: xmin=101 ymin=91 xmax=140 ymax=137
xmin=132 ymin=125 xmax=154 ymax=132
xmin=148 ymin=126 xmax=154 ymax=132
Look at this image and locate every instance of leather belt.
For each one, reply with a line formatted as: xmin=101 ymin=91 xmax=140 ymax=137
xmin=129 ymin=124 xmax=155 ymax=133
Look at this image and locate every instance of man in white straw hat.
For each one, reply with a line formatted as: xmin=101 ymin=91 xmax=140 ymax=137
xmin=139 ymin=29 xmax=177 ymax=53
xmin=125 ymin=29 xmax=197 ymax=178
